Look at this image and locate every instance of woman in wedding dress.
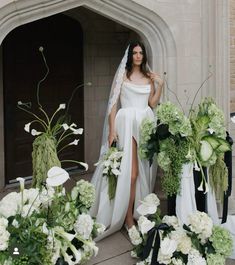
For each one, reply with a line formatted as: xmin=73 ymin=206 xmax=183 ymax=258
xmin=90 ymin=41 xmax=164 ymax=240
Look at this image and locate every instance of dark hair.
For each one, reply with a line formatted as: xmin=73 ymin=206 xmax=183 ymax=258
xmin=125 ymin=41 xmax=150 ymax=80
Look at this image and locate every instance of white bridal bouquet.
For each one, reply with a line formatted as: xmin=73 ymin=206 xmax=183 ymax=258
xmin=129 ymin=194 xmax=233 ymax=265
xmin=0 ymin=168 xmax=105 ymax=265
xmin=95 ymin=144 xmax=123 ymax=200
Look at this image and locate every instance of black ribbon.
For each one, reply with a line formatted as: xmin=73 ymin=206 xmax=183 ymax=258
xmin=222 ymin=132 xmax=233 ymax=223
xmin=139 ymin=223 xmax=169 ymax=265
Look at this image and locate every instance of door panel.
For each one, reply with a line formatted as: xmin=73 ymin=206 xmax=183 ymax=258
xmin=3 ymin=14 xmax=84 ymax=183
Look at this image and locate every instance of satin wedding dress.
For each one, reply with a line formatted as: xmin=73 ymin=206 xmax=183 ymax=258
xmin=90 ymin=81 xmax=156 ymax=240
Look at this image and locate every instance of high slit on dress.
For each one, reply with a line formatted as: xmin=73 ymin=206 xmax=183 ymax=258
xmin=90 ymin=81 xmax=157 ymax=240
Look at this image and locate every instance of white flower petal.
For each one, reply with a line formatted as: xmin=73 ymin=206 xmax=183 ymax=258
xmin=71 ymin=128 xmax=83 ymax=135
xmin=62 ymin=123 xmax=69 ymax=130
xmin=79 ymin=162 xmax=88 ymax=171
xmin=46 ymin=166 xmax=70 ymax=187
xmin=111 ymin=168 xmax=121 ymax=176
xmin=31 ymin=129 xmax=42 ymax=136
xmin=58 ymin=103 xmax=66 ymax=111
xmin=68 ymin=139 xmax=79 ymax=146
xmin=24 ymin=122 xmax=31 ymax=133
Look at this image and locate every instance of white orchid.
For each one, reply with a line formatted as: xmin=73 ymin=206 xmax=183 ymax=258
xmin=46 ymin=166 xmax=70 ymax=187
xmin=137 ymin=193 xmax=160 ymax=216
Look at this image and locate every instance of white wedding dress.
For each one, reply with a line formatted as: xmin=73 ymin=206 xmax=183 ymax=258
xmin=90 ymin=81 xmax=156 ymax=240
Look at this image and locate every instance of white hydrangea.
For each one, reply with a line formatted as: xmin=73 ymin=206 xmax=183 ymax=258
xmin=0 ymin=217 xmax=10 ymax=251
xmin=23 ymin=188 xmax=40 ymax=207
xmin=157 ymin=237 xmax=177 ymax=265
xmin=130 ymin=250 xmax=138 ymax=258
xmin=39 ymin=186 xmax=55 ymax=206
xmin=162 ymin=215 xmax=180 ymax=230
xmin=0 ymin=192 xmax=21 ymax=218
xmin=128 ymin=226 xmax=142 ymax=245
xmin=96 ymin=223 xmax=106 ymax=235
xmin=171 ymin=257 xmax=185 ymax=265
xmin=170 ymin=229 xmax=192 ymax=254
xmin=188 ymin=211 xmax=213 ymax=243
xmin=74 ymin=213 xmax=94 ymax=240
xmin=187 ymin=249 xmax=206 ymax=265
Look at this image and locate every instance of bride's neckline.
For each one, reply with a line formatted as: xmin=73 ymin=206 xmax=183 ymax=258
xmin=123 ymin=81 xmax=151 ymax=87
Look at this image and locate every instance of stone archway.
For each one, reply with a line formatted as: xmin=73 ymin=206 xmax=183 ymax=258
xmin=0 ymin=0 xmax=177 ymax=188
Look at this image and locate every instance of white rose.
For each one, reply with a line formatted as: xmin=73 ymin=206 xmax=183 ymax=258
xmin=137 ymin=216 xmax=155 ymax=235
xmin=74 ymin=213 xmax=94 ymax=239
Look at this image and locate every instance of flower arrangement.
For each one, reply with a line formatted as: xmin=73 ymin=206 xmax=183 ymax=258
xmin=0 ymin=169 xmax=105 ymax=265
xmin=139 ymin=97 xmax=231 ymax=197
xmin=95 ymin=144 xmax=123 ymax=200
xmin=17 ymin=46 xmax=89 ymax=188
xmin=129 ymin=194 xmax=233 ymax=265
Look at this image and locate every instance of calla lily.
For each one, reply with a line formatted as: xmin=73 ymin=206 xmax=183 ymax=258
xmin=62 ymin=123 xmax=69 ymax=130
xmin=31 ymin=129 xmax=42 ymax=136
xmin=70 ymin=123 xmax=77 ymax=128
xmin=58 ymin=103 xmax=66 ymax=111
xmin=138 ymin=216 xmax=155 ymax=235
xmin=46 ymin=166 xmax=70 ymax=187
xmin=194 ymin=160 xmax=200 ymax=171
xmin=24 ymin=122 xmax=31 ymax=133
xmin=69 ymin=139 xmax=79 ymax=146
xmin=111 ymin=168 xmax=121 ymax=176
xmin=71 ymin=128 xmax=83 ymax=135
xmin=79 ymin=162 xmax=88 ymax=171
xmin=197 ymin=181 xmax=204 ymax=191
xmin=16 ymin=177 xmax=25 ymax=192
xmin=137 ymin=193 xmax=160 ymax=216
xmin=231 ymin=116 xmax=235 ymax=123
xmin=54 ymin=226 xmax=75 ymax=242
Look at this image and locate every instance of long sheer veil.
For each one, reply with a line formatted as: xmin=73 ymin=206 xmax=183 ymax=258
xmin=98 ymin=46 xmax=129 ymax=159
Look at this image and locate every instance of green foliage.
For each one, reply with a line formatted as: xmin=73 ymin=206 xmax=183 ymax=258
xmin=32 ymin=133 xmax=61 ymax=188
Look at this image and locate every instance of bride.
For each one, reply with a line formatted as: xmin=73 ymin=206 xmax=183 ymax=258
xmin=90 ymin=41 xmax=164 ymax=240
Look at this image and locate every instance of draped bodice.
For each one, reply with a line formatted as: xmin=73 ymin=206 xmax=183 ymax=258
xmin=120 ymin=81 xmax=151 ymax=109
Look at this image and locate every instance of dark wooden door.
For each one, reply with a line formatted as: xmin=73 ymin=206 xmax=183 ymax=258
xmin=3 ymin=14 xmax=84 ymax=184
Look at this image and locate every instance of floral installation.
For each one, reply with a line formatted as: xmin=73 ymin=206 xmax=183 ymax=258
xmin=139 ymin=97 xmax=231 ymax=197
xmin=0 ymin=168 xmax=105 ymax=265
xmin=95 ymin=143 xmax=123 ymax=200
xmin=129 ymin=194 xmax=233 ymax=265
xmin=17 ymin=46 xmax=90 ymax=188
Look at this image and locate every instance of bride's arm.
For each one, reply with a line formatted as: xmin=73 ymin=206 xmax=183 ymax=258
xmin=108 ymin=103 xmax=118 ymax=147
xmin=148 ymin=72 xmax=164 ymax=108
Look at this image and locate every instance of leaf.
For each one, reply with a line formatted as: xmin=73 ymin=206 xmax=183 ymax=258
xmin=202 ymin=136 xmax=220 ymax=149
xmin=199 ymin=140 xmax=213 ymax=161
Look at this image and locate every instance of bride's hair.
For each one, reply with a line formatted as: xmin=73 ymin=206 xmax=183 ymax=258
xmin=125 ymin=41 xmax=150 ymax=80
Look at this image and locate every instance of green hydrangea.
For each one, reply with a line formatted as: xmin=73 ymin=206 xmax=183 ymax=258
xmin=210 ymin=226 xmax=233 ymax=257
xmin=156 ymin=102 xmax=192 ymax=137
xmin=72 ymin=179 xmax=95 ymax=209
xmin=206 ymin=253 xmax=226 ymax=265
xmin=157 ymin=152 xmax=171 ymax=171
xmin=139 ymin=118 xmax=156 ymax=160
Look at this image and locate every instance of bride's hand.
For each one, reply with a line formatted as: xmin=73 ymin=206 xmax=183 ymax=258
xmin=108 ymin=131 xmax=118 ymax=147
xmin=149 ymin=72 xmax=164 ymax=87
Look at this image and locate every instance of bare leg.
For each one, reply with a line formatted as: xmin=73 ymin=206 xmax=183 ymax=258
xmin=125 ymin=137 xmax=138 ymax=228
